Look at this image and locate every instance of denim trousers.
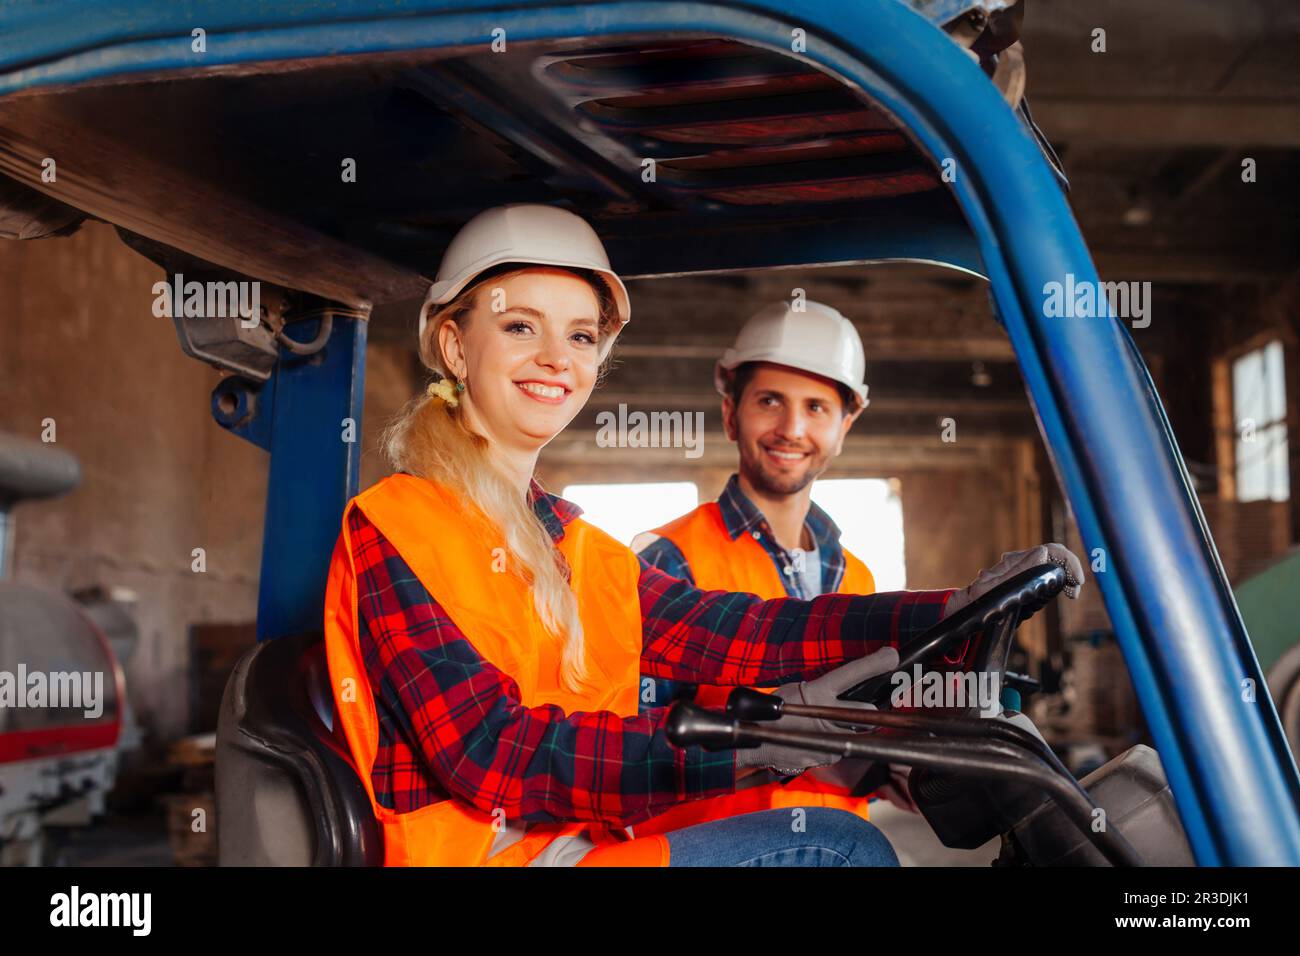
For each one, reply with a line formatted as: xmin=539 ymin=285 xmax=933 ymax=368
xmin=664 ymin=807 xmax=900 ymax=867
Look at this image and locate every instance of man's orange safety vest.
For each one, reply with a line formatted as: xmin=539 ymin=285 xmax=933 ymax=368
xmin=323 ymin=473 xmax=675 ymax=866
xmin=633 ymin=500 xmax=878 ymax=836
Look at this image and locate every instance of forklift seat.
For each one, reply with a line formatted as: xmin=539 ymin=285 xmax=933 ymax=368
xmin=215 ymin=630 xmax=383 ymax=866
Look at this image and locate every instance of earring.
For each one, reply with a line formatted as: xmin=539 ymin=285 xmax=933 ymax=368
xmin=455 ymin=378 xmax=466 ymax=393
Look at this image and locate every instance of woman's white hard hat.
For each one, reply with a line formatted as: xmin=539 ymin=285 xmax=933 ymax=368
xmin=418 ymin=203 xmax=631 ymax=360
xmin=715 ymin=300 xmax=869 ymax=409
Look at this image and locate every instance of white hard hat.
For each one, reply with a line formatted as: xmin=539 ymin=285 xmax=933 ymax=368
xmin=715 ymin=300 xmax=869 ymax=409
xmin=418 ymin=204 xmax=630 ymax=360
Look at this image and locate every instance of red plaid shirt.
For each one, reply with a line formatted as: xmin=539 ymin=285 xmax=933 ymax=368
xmin=346 ymin=481 xmax=952 ymax=828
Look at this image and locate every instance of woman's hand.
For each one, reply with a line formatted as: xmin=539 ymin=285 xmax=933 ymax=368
xmin=736 ymin=646 xmax=899 ymax=774
xmin=943 ymin=543 xmax=1084 ymax=620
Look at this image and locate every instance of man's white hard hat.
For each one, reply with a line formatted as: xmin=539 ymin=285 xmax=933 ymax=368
xmin=418 ymin=204 xmax=631 ymax=360
xmin=715 ymin=300 xmax=869 ymax=409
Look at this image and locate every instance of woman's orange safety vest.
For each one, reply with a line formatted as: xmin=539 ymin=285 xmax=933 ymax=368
xmin=633 ymin=501 xmax=878 ymax=836
xmin=323 ymin=473 xmax=674 ymax=866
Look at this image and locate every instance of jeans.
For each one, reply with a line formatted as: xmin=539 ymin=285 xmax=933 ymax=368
xmin=664 ymin=807 xmax=900 ymax=867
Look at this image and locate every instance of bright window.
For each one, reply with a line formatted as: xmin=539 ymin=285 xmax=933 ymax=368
xmin=1233 ymin=340 xmax=1289 ymax=502
xmin=811 ymin=478 xmax=907 ymax=590
xmin=561 ymin=482 xmax=699 ymax=546
xmin=563 ymin=478 xmax=907 ymax=589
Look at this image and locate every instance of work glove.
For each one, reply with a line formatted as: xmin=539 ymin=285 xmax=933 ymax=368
xmin=875 ymin=764 xmax=918 ymax=813
xmin=809 ymin=758 xmax=919 ymax=813
xmin=737 ymin=646 xmax=899 ymax=775
xmin=943 ymin=542 xmax=1084 ymax=620
xmin=874 ymin=707 xmax=1054 ymax=815
xmin=809 ymin=713 xmax=1050 ymax=815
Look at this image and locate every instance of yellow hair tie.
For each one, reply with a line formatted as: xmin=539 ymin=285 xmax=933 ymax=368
xmin=426 ymin=378 xmax=461 ymax=407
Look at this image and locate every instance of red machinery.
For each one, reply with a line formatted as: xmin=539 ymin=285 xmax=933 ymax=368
xmin=0 ymin=432 xmax=125 ymax=865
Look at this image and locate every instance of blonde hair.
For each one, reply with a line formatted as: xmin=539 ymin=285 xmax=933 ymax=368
xmin=382 ymin=264 xmax=621 ymax=692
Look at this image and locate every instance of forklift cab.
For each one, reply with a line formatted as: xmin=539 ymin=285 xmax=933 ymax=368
xmin=215 ymin=630 xmax=379 ymax=866
xmin=2 ymin=0 xmax=1298 ymax=866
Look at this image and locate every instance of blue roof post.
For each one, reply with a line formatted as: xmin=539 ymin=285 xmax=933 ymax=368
xmin=212 ymin=311 xmax=368 ymax=643
xmin=257 ymin=313 xmax=367 ymax=641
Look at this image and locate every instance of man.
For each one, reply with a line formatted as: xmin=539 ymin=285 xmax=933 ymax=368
xmin=628 ymin=299 xmax=1087 ymax=837
xmin=630 ymin=298 xmax=904 ymax=832
xmin=634 ymin=297 xmax=875 ymax=673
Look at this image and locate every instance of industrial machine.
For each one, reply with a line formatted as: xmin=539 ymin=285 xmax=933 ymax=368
xmin=1235 ymin=550 xmax=1300 ymax=760
xmin=1 ymin=0 xmax=1297 ymax=865
xmin=0 ymin=433 xmax=126 ymax=866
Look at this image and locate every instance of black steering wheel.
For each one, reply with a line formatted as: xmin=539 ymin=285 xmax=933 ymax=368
xmin=835 ymin=562 xmax=1067 ymax=798
xmin=838 ymin=562 xmax=1068 ymax=708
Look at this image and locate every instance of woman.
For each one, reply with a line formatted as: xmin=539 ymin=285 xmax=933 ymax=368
xmin=323 ymin=203 xmax=1083 ymax=867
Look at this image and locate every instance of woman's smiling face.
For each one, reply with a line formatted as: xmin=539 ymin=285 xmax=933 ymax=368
xmin=438 ymin=267 xmax=603 ymax=456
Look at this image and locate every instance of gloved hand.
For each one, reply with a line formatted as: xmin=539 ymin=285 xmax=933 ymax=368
xmin=813 ymin=713 xmax=1051 ymax=815
xmin=808 ymin=758 xmax=919 ymax=813
xmin=875 ymin=764 xmax=918 ymax=813
xmin=737 ymin=646 xmax=899 ymax=774
xmin=943 ymin=542 xmax=1084 ymax=620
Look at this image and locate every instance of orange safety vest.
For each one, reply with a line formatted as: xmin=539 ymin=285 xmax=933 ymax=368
xmin=633 ymin=501 xmax=878 ymax=836
xmin=323 ymin=473 xmax=671 ymax=866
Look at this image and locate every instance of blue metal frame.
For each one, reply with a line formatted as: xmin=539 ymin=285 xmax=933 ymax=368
xmin=212 ymin=314 xmax=368 ymax=642
xmin=4 ymin=0 xmax=1298 ymax=865
xmin=602 ymin=193 xmax=985 ymax=281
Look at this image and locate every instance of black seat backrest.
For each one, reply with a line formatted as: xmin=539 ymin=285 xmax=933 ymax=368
xmin=215 ymin=630 xmax=383 ymax=866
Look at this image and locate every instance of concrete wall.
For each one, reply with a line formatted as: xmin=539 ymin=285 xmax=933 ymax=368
xmin=539 ymin=441 xmax=1040 ymax=599
xmin=1 ymin=223 xmax=266 ymax=742
xmin=0 ymin=224 xmax=428 ymax=743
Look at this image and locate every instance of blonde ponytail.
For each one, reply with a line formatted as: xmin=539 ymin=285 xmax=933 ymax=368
xmin=382 ymin=266 xmax=620 ymax=693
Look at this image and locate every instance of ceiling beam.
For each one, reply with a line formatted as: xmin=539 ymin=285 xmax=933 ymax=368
xmin=1032 ymin=99 xmax=1300 ymax=148
xmin=586 ymin=392 xmax=1028 ymax=415
xmin=1090 ymin=247 xmax=1297 ymax=282
xmin=0 ymin=95 xmax=429 ymax=307
xmin=612 ymin=336 xmax=1016 ymax=361
xmin=542 ymin=430 xmax=1027 ymax=471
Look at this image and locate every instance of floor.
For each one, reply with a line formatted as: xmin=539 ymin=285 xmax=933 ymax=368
xmin=32 ymin=803 xmax=995 ymax=867
xmin=867 ymin=801 xmax=1001 ymax=867
xmin=43 ymin=814 xmax=173 ymax=867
